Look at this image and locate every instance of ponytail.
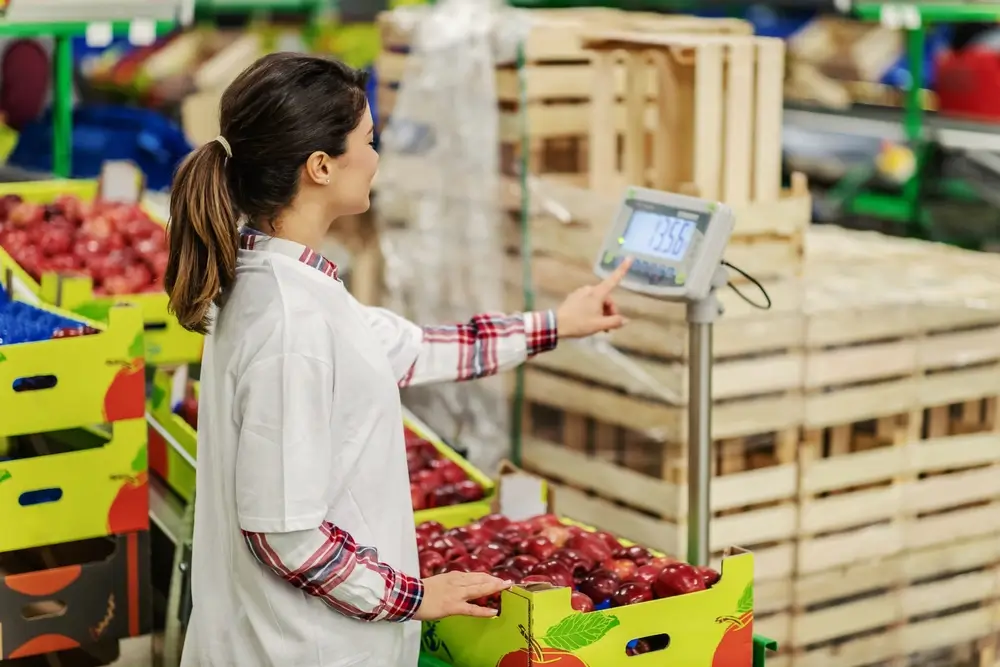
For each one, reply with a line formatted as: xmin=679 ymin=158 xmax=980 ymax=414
xmin=164 ymin=140 xmax=239 ymax=335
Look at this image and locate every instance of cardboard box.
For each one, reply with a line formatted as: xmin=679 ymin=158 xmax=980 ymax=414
xmin=0 ymin=179 xmax=204 ymax=365
xmin=0 ymin=531 xmax=152 ymax=660
xmin=0 ymin=420 xmax=148 ymax=553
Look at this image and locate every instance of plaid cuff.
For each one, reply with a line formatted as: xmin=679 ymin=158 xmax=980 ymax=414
xmin=525 ymin=310 xmax=558 ymax=357
xmin=382 ymin=570 xmax=425 ymax=622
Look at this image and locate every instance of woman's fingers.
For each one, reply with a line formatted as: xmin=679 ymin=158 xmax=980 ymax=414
xmin=462 ymin=577 xmax=513 ymax=601
xmin=456 ymin=603 xmax=500 ymax=618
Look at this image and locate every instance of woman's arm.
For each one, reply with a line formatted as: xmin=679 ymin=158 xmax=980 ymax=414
xmin=398 ymin=310 xmax=558 ymax=388
xmin=243 ymin=523 xmax=423 ymax=621
xmin=362 ymin=306 xmax=558 ymax=388
xmin=234 ymin=348 xmax=422 ymax=622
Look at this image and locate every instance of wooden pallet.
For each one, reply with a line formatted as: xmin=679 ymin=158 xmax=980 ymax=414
xmin=768 ymin=399 xmax=1000 ymax=665
xmin=375 ymin=8 xmax=752 ymax=176
xmin=582 ymin=30 xmax=785 ymax=207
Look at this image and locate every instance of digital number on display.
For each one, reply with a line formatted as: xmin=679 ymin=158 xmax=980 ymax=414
xmin=622 ymin=211 xmax=695 ymax=262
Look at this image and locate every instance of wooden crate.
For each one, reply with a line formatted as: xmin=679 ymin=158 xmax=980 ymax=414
xmin=582 ymin=31 xmax=786 ymax=208
xmin=755 ymin=398 xmax=1000 ymax=667
xmin=375 ymin=8 xmax=752 ymax=176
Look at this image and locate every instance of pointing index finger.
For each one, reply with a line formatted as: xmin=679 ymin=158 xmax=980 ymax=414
xmin=597 ymin=256 xmax=633 ymax=295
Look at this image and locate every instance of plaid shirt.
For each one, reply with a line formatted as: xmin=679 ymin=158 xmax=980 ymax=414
xmin=237 ymin=226 xmax=557 ymax=622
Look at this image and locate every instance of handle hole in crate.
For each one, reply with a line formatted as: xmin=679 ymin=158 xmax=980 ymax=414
xmin=626 ymin=633 xmax=670 ymax=656
xmin=22 ymin=599 xmax=68 ymax=620
xmin=144 ymin=322 xmax=168 ymax=332
xmin=19 ymin=487 xmax=63 ymax=506
xmin=12 ymin=375 xmax=58 ymax=392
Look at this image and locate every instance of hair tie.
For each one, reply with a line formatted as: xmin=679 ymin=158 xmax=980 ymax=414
xmin=214 ymin=135 xmax=232 ymax=158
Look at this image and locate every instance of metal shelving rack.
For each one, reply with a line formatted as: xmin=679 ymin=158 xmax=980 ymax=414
xmin=0 ymin=0 xmax=192 ymax=177
xmin=823 ymin=2 xmax=1000 ymax=242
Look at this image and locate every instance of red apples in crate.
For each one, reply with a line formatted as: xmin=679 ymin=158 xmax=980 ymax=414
xmin=415 ymin=513 xmax=721 ymax=624
xmin=405 ymin=425 xmax=485 ymax=510
xmin=0 ymin=194 xmax=167 ymax=295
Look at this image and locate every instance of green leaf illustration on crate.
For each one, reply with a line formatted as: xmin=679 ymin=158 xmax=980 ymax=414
xmin=497 ymin=615 xmax=618 ymax=667
xmin=420 ymin=621 xmax=452 ymax=661
xmin=106 ymin=439 xmax=149 ymax=535
xmin=712 ymin=582 xmax=754 ymax=667
xmin=127 ymin=332 xmax=144 ymax=359
xmin=0 ymin=469 xmax=11 ymax=485
xmin=0 ymin=350 xmax=6 ymax=362
xmin=541 ymin=612 xmax=619 ymax=651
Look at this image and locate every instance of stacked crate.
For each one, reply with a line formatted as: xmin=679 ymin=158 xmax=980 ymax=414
xmin=755 ymin=227 xmax=1000 ymax=667
xmin=513 ymin=25 xmax=810 ymax=598
xmin=520 ymin=226 xmax=1000 ymax=666
xmin=375 ymin=7 xmax=752 ymax=179
xmin=0 ymin=276 xmax=151 ymax=663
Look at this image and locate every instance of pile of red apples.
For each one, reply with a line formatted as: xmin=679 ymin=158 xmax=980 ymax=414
xmin=416 ymin=513 xmax=719 ymax=613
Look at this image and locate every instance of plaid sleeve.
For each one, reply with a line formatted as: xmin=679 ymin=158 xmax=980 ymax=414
xmin=243 ymin=522 xmax=423 ymax=622
xmin=398 ymin=309 xmax=558 ymax=388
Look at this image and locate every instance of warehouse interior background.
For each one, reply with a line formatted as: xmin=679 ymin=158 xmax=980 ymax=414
xmin=0 ymin=0 xmax=999 ymax=666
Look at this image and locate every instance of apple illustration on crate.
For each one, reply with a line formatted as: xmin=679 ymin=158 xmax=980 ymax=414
xmin=107 ymin=447 xmax=148 ymax=534
xmin=102 ymin=333 xmax=146 ymax=423
xmin=495 ymin=616 xmax=621 ymax=667
xmin=711 ymin=582 xmax=754 ymax=667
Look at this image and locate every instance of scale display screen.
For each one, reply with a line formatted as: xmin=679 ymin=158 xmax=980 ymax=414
xmin=594 ymin=187 xmax=733 ymax=301
xmin=621 ymin=210 xmax=697 ymax=262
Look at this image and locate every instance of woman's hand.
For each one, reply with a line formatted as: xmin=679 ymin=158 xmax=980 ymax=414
xmin=555 ymin=257 xmax=633 ymax=339
xmin=413 ymin=572 xmax=513 ymax=620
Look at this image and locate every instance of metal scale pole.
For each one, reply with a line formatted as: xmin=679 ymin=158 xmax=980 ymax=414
xmin=685 ymin=265 xmax=729 ymax=567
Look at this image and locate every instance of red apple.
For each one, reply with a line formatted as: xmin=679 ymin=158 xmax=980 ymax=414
xmin=410 ymin=483 xmax=427 ymax=511
xmin=428 ymin=536 xmax=467 ymax=562
xmin=592 ymin=531 xmax=622 ymax=551
xmin=480 ymin=514 xmax=512 ymax=535
xmin=473 ymin=542 xmax=510 ymax=569
xmin=611 ymin=581 xmax=653 ymax=607
xmin=695 ymin=565 xmax=721 ymax=588
xmin=504 ymin=554 xmax=540 ymax=574
xmin=530 ymin=559 xmax=573 ymax=588
xmin=539 ymin=525 xmax=573 ymax=548
xmin=577 ymin=569 xmax=619 ymax=606
xmin=526 ymin=514 xmax=562 ymax=532
xmin=419 ymin=551 xmax=446 ymax=577
xmin=436 ymin=460 xmax=468 ymax=484
xmin=453 ymin=479 xmax=485 ymax=503
xmin=570 ymin=591 xmax=595 ymax=613
xmin=622 ymin=545 xmax=652 ymax=565
xmin=491 ymin=565 xmax=524 ymax=583
xmin=652 ymin=563 xmax=705 ymax=599
xmin=416 ymin=521 xmax=444 ymax=540
xmin=604 ymin=558 xmax=638 ymax=583
xmin=429 ymin=484 xmax=458 ymax=508
xmin=566 ymin=533 xmax=613 ymax=563
xmin=634 ymin=564 xmax=662 ymax=586
xmin=523 ymin=536 xmax=558 ymax=561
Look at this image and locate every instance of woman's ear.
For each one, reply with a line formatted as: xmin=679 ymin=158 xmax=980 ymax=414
xmin=304 ymin=151 xmax=332 ymax=185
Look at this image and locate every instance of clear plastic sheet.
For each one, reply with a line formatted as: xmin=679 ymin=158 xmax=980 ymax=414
xmin=375 ymin=2 xmax=528 ymax=473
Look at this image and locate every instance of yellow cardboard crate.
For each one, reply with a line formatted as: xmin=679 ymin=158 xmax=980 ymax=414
xmin=0 ymin=294 xmax=145 ymax=438
xmin=0 ymin=418 xmax=149 ymax=553
xmin=422 ymin=516 xmax=755 ymax=667
xmin=146 ymin=368 xmax=496 ymax=522
xmin=0 ymin=180 xmax=203 ymax=365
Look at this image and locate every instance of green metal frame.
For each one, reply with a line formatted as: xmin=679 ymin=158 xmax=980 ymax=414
xmin=831 ymin=3 xmax=1000 ymax=241
xmin=0 ymin=20 xmax=177 ymax=178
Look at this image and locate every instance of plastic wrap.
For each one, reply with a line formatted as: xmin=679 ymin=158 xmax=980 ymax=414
xmin=375 ymin=2 xmax=528 ymax=473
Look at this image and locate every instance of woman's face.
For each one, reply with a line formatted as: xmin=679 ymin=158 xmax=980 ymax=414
xmin=329 ymin=102 xmax=379 ymax=216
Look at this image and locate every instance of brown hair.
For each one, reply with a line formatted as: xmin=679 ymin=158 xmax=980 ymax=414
xmin=165 ymin=52 xmax=369 ymax=334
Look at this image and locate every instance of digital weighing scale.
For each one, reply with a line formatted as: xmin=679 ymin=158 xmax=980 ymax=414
xmin=593 ymin=186 xmax=736 ymax=567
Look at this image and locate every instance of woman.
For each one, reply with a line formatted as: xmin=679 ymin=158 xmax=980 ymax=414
xmin=165 ymin=52 xmax=631 ymax=667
